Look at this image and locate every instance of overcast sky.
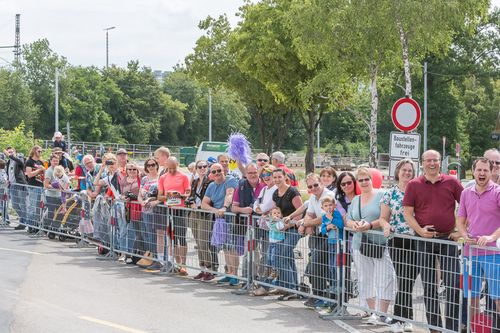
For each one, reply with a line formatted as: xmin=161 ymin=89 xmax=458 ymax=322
xmin=0 ymin=0 xmax=499 ymax=71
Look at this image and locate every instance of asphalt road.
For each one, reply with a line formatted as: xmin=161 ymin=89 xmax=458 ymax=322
xmin=0 ymin=226 xmax=369 ymax=333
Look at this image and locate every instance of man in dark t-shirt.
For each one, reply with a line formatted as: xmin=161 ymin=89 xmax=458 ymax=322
xmin=403 ymin=149 xmax=463 ymax=332
xmin=25 ymin=146 xmax=45 ymax=231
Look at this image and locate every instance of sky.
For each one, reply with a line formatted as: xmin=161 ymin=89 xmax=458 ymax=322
xmin=0 ymin=0 xmax=499 ymax=71
xmin=0 ymin=0 xmax=242 ymax=71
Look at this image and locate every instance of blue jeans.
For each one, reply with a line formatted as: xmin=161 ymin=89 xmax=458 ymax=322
xmin=27 ymin=186 xmax=43 ymax=227
xmin=112 ymin=202 xmax=130 ymax=253
xmin=267 ymin=242 xmax=281 ymax=270
xmin=9 ymin=184 xmax=27 ymax=225
xmin=328 ymin=243 xmax=337 ymax=290
xmin=276 ymin=228 xmax=300 ymax=290
xmin=0 ymin=188 xmax=9 ymax=223
xmin=142 ymin=212 xmax=157 ymax=253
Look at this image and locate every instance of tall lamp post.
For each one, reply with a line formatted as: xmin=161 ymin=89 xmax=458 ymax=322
xmin=104 ymin=26 xmax=116 ymax=68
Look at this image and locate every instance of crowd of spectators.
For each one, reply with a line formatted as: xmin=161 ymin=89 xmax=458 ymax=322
xmin=1 ymin=134 xmax=500 ymax=333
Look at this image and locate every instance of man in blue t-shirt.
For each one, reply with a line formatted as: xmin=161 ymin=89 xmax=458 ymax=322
xmin=201 ymin=163 xmax=238 ymax=283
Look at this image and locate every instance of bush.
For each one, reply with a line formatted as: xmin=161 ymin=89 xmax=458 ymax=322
xmin=0 ymin=122 xmax=38 ymax=156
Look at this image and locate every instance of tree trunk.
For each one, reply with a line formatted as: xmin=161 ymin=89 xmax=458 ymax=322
xmin=397 ymin=18 xmax=412 ymax=98
xmin=369 ymin=64 xmax=379 ymax=168
xmin=302 ymin=108 xmax=318 ymax=174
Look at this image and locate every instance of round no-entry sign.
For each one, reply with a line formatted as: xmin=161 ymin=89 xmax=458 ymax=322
xmin=391 ymin=97 xmax=421 ymax=132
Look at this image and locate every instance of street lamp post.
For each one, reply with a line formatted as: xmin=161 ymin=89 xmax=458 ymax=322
xmin=104 ymin=26 xmax=116 ymax=68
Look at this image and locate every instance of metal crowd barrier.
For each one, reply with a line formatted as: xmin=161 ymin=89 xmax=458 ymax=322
xmin=4 ymin=184 xmax=499 ymax=333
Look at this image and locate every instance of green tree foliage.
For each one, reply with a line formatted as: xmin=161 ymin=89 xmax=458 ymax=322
xmin=162 ymin=70 xmax=250 ymax=146
xmin=20 ymin=39 xmax=68 ymax=138
xmin=104 ymin=61 xmax=186 ymax=144
xmin=0 ymin=123 xmax=37 ymax=156
xmin=0 ymin=69 xmax=39 ymax=130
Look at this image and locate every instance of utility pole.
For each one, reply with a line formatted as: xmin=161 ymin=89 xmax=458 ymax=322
xmin=208 ymin=88 xmax=212 ymax=141
xmin=14 ymin=14 xmax=20 ymax=63
xmin=55 ymin=69 xmax=59 ymax=132
xmin=104 ymin=26 xmax=116 ymax=68
xmin=423 ymin=61 xmax=428 ymax=152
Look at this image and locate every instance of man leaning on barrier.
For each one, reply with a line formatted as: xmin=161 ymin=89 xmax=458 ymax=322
xmin=456 ymin=157 xmax=500 ymax=330
xmin=403 ymin=149 xmax=463 ymax=333
xmin=201 ymin=162 xmax=238 ymax=285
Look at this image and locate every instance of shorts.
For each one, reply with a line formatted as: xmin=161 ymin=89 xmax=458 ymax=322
xmin=464 ymin=255 xmax=500 ymax=299
xmin=171 ymin=209 xmax=187 ymax=246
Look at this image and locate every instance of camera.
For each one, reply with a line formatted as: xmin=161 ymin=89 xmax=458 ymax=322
xmin=105 ymin=160 xmax=115 ymax=166
xmin=185 ymin=197 xmax=195 ymax=208
xmin=125 ymin=191 xmax=138 ymax=201
xmin=148 ymin=186 xmax=158 ymax=199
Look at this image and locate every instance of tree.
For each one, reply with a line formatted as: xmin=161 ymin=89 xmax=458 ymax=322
xmin=162 ymin=70 xmax=250 ymax=146
xmin=105 ymin=62 xmax=186 ymax=144
xmin=59 ymin=66 xmax=120 ymax=142
xmin=0 ymin=69 xmax=39 ymax=131
xmin=20 ymin=39 xmax=68 ymax=139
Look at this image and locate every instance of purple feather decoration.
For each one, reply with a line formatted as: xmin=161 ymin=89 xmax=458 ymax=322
xmin=227 ymin=132 xmax=252 ymax=165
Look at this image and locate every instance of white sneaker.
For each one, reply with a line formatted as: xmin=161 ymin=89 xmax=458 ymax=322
xmin=365 ymin=314 xmax=380 ymax=325
xmin=118 ymin=254 xmax=126 ymax=262
xmin=403 ymin=322 xmax=414 ymax=332
xmin=390 ymin=322 xmax=404 ymax=333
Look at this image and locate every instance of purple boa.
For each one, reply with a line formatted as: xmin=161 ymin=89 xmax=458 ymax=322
xmin=227 ymin=133 xmax=252 ymax=165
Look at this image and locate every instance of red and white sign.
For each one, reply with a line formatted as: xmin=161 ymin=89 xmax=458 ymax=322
xmin=391 ymin=97 xmax=421 ymax=132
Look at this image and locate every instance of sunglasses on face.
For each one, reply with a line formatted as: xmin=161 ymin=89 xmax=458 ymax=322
xmin=197 ymin=165 xmax=208 ymax=169
xmin=211 ymin=169 xmax=223 ymax=175
xmin=307 ymin=183 xmax=320 ymax=189
xmin=260 ymin=172 xmax=272 ymax=178
xmin=358 ymin=178 xmax=371 ymax=183
xmin=146 ymin=163 xmax=156 ymax=167
xmin=257 ymin=159 xmax=268 ymax=162
xmin=340 ymin=180 xmax=353 ymax=187
xmin=127 ymin=168 xmax=137 ymax=171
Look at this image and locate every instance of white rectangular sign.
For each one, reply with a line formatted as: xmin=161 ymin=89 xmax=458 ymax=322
xmin=389 ymin=132 xmax=421 ymax=159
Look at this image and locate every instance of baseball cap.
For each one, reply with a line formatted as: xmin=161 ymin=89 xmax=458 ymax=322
xmin=116 ymin=148 xmax=128 ymax=155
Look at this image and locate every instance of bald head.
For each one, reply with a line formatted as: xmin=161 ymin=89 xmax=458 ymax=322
xmin=166 ymin=156 xmax=179 ymax=173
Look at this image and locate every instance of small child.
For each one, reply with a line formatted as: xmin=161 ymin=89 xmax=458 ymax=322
xmin=320 ymin=195 xmax=344 ymax=294
xmin=52 ymin=165 xmax=71 ymax=213
xmin=266 ymin=206 xmax=285 ymax=280
xmin=0 ymin=159 xmax=9 ymax=223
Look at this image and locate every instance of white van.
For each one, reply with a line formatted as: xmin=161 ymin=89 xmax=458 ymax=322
xmin=195 ymin=141 xmax=228 ymax=162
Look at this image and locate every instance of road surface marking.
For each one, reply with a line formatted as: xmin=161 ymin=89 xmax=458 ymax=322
xmin=0 ymin=247 xmax=42 ymax=255
xmin=334 ymin=320 xmax=362 ymax=333
xmin=79 ymin=316 xmax=148 ymax=333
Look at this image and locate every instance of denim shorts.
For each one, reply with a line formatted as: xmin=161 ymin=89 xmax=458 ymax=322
xmin=464 ymin=255 xmax=500 ymax=299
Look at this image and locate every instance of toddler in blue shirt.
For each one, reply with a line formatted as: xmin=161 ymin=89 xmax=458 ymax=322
xmin=320 ymin=195 xmax=344 ymax=292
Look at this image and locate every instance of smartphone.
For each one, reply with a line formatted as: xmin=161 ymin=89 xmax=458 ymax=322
xmin=427 ymin=227 xmax=436 ymax=231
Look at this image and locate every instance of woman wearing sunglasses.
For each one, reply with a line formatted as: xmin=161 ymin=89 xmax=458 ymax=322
xmin=346 ymin=167 xmax=396 ymax=325
xmin=188 ymin=160 xmax=216 ymax=281
xmin=136 ymin=158 xmax=160 ymax=268
xmin=251 ymin=165 xmax=277 ymax=295
xmin=119 ymin=163 xmax=141 ymax=262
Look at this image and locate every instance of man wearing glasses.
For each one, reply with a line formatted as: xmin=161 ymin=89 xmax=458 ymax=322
xmin=202 ymin=163 xmax=238 ymax=282
xmin=300 ymin=173 xmax=334 ymax=308
xmin=403 ymin=149 xmax=463 ymax=333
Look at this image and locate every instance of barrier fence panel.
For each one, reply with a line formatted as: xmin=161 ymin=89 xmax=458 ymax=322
xmin=341 ymin=229 xmax=464 ymax=333
xmin=249 ymin=215 xmax=342 ymax=308
xmin=466 ymin=243 xmax=500 ymax=333
xmin=5 ymin=184 xmax=498 ymax=332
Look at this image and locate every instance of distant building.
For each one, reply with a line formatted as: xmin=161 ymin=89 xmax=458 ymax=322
xmin=153 ymin=70 xmax=171 ymax=82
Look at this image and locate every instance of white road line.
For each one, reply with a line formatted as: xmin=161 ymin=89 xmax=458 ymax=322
xmin=334 ymin=320 xmax=362 ymax=333
xmin=0 ymin=247 xmax=42 ymax=255
xmin=79 ymin=316 xmax=148 ymax=333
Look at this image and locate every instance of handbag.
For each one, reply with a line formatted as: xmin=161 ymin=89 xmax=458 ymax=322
xmin=357 ymin=198 xmax=384 ymax=259
xmin=210 ymin=217 xmax=228 ymax=248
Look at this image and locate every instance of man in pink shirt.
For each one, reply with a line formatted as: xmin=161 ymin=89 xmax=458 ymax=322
xmin=157 ymin=157 xmax=191 ymax=276
xmin=457 ymin=157 xmax=500 ymax=321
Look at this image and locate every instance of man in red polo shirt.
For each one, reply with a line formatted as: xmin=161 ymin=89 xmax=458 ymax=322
xmin=403 ymin=149 xmax=463 ymax=333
